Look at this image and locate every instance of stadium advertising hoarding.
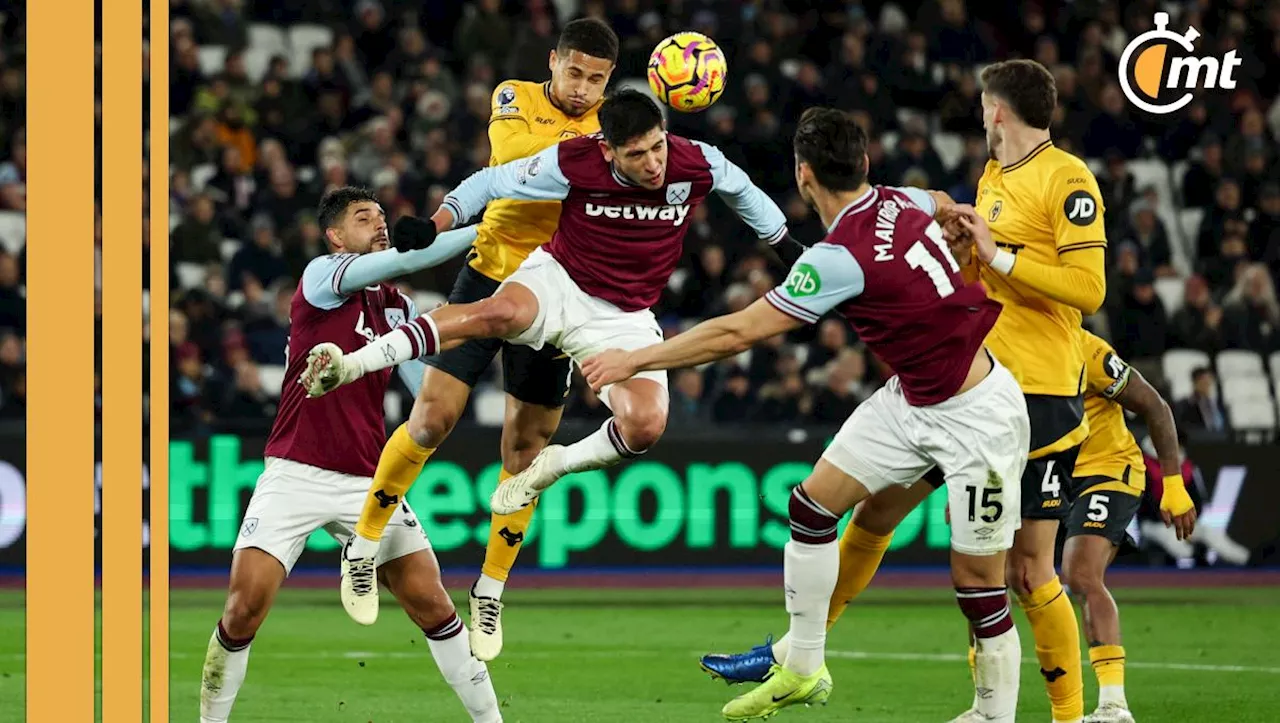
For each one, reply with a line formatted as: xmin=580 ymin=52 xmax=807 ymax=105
xmin=0 ymin=429 xmax=1274 ymax=569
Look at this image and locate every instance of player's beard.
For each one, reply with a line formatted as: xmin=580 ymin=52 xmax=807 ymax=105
xmin=986 ymin=126 xmax=1002 ymax=161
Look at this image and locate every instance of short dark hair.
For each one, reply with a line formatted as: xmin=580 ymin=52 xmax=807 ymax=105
xmin=598 ymin=88 xmax=663 ymax=147
xmin=318 ymin=186 xmax=379 ymax=231
xmin=557 ymin=18 xmax=619 ymax=63
xmin=1191 ymin=366 xmax=1215 ymax=381
xmin=793 ymin=107 xmax=868 ymax=192
xmin=980 ymin=59 xmax=1057 ymax=130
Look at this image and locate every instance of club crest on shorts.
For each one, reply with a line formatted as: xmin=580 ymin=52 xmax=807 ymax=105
xmin=384 ymin=308 xmax=406 ymax=329
xmin=240 ymin=517 xmax=258 ymax=537
xmin=666 ymin=181 xmax=691 ymax=205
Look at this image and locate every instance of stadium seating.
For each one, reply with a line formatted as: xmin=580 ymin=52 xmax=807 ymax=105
xmin=1162 ymin=349 xmax=1210 ymax=400
xmin=286 ymin=24 xmax=334 ymax=77
xmin=258 ymin=364 xmax=287 ymax=399
xmin=1216 ymin=349 xmax=1267 ymax=380
xmin=472 ymin=387 xmax=508 ymax=426
xmin=1153 ymin=277 xmax=1184 ymax=315
xmin=1227 ymin=398 xmax=1277 ymax=431
xmin=247 ymin=23 xmax=289 ymax=57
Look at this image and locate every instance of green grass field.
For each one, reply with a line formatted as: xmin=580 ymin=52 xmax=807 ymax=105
xmin=1 ymin=585 xmax=1279 ymax=722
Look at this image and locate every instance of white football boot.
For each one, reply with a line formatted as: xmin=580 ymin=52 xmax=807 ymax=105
xmin=468 ymin=589 xmax=505 ymax=661
xmin=340 ymin=539 xmax=379 ymax=626
xmin=489 ymin=445 xmax=566 ymax=514
xmin=1085 ymin=703 xmax=1136 ymax=723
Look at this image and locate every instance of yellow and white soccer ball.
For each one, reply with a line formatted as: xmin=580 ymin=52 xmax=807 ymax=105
xmin=647 ymin=32 xmax=727 ymax=113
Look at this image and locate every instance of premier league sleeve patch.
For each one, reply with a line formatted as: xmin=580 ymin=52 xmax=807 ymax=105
xmin=497 ymin=86 xmax=517 ymax=106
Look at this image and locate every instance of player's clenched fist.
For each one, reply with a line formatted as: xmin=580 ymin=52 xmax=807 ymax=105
xmin=581 ymin=349 xmax=637 ymax=393
xmin=949 ymin=204 xmax=997 ymax=265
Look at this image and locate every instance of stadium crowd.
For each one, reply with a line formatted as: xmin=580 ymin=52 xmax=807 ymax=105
xmin=165 ymin=0 xmax=1280 ymax=438
xmin=0 ymin=8 xmax=25 ymax=422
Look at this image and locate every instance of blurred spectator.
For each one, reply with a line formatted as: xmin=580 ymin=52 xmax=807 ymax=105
xmin=751 ymin=370 xmax=808 ymax=424
xmin=1096 ymin=150 xmax=1137 ymax=229
xmin=711 ymin=368 xmax=754 ymax=423
xmin=220 ymin=360 xmax=277 ymax=421
xmin=1083 ymin=84 xmax=1143 ymax=159
xmin=226 ymin=214 xmax=288 ymax=292
xmin=1109 ymin=269 xmax=1168 ymax=361
xmin=804 ymin=319 xmax=849 ymax=375
xmin=668 ymin=368 xmax=710 ymax=427
xmin=0 ymin=127 xmax=24 ymax=210
xmin=0 ymin=252 xmax=23 ymax=335
xmin=1174 ymin=367 xmax=1229 ymax=437
xmin=172 ymin=194 xmax=224 ymax=265
xmin=810 ymin=352 xmax=862 ymax=425
xmin=1222 ymin=264 xmax=1280 ymax=353
xmin=565 ymin=375 xmax=611 ymax=422
xmin=1169 ymin=275 xmax=1226 ymax=354
xmin=1120 ymin=199 xmax=1174 ymax=277
xmin=1181 ymin=136 xmax=1226 ymax=210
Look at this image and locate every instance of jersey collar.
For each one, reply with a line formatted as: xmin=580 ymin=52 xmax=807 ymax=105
xmin=828 ymin=186 xmax=878 ymax=232
xmin=1001 ymin=139 xmax=1053 ymax=173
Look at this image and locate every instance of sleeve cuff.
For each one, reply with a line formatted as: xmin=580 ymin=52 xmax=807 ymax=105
xmin=989 ymin=249 xmax=1016 ymax=275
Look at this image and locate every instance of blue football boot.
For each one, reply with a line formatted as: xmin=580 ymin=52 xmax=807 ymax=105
xmin=699 ymin=635 xmax=777 ymax=684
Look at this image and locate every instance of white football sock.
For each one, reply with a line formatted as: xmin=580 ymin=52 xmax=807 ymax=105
xmin=473 ymin=573 xmax=505 ymax=600
xmin=781 ymin=539 xmax=839 ymax=677
xmin=347 ymin=315 xmax=440 ymax=375
xmin=426 ymin=613 xmax=503 ymax=723
xmin=347 ymin=534 xmax=379 ymax=559
xmin=200 ymin=623 xmax=253 ymax=723
xmin=1098 ymin=684 xmax=1127 ymax=707
xmin=558 ymin=418 xmax=635 ymax=474
xmin=771 ymin=633 xmax=790 ymax=663
xmin=972 ymin=627 xmax=1021 ymax=722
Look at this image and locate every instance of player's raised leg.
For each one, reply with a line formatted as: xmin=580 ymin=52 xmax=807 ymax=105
xmin=379 ymin=548 xmax=503 ymax=722
xmin=200 ymin=548 xmax=284 ymax=723
xmin=472 ymin=384 xmax=565 ymax=661
xmin=301 ymin=282 xmax=541 ymax=398
xmin=490 ymin=375 xmax=667 ymax=514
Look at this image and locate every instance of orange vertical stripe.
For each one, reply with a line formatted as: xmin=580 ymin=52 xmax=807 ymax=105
xmin=26 ymin=0 xmax=97 ymax=720
xmin=148 ymin=0 xmax=171 ymax=717
xmin=102 ymin=0 xmax=145 ymax=718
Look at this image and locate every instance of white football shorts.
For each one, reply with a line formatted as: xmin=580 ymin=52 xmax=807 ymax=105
xmin=821 ymin=356 xmax=1029 ymax=555
xmin=233 ymin=457 xmax=432 ymax=574
xmin=499 ymin=247 xmax=669 ymax=407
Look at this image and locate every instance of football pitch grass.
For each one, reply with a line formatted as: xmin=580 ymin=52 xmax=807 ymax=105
xmin=0 ymin=585 xmax=1278 ymax=721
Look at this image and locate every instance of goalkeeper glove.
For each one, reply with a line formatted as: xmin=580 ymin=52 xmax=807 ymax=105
xmin=392 ymin=215 xmax=438 ymax=253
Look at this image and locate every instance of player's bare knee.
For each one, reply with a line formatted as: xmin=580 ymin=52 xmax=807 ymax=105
xmin=615 ymin=403 xmax=667 ymax=451
xmin=475 ymin=296 xmax=530 ymax=338
xmin=952 ymin=552 xmax=1006 ymax=589
xmin=1060 ymin=555 xmax=1105 ymax=598
xmin=408 ymin=400 xmax=460 ymax=448
xmin=221 ymin=590 xmax=270 ymax=639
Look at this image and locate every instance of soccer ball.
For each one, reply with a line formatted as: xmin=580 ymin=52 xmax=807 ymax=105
xmin=647 ymin=32 xmax=727 ymax=112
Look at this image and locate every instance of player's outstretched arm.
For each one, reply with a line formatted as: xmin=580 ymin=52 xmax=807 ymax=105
xmin=581 ymin=299 xmax=804 ymax=390
xmin=1114 ymin=366 xmax=1197 ymax=538
xmin=299 ymin=226 xmax=478 ymax=311
xmin=433 ymin=145 xmax=571 ymax=231
xmin=688 ymin=140 xmax=803 ymax=258
xmin=953 ymin=204 xmax=1106 ymax=314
